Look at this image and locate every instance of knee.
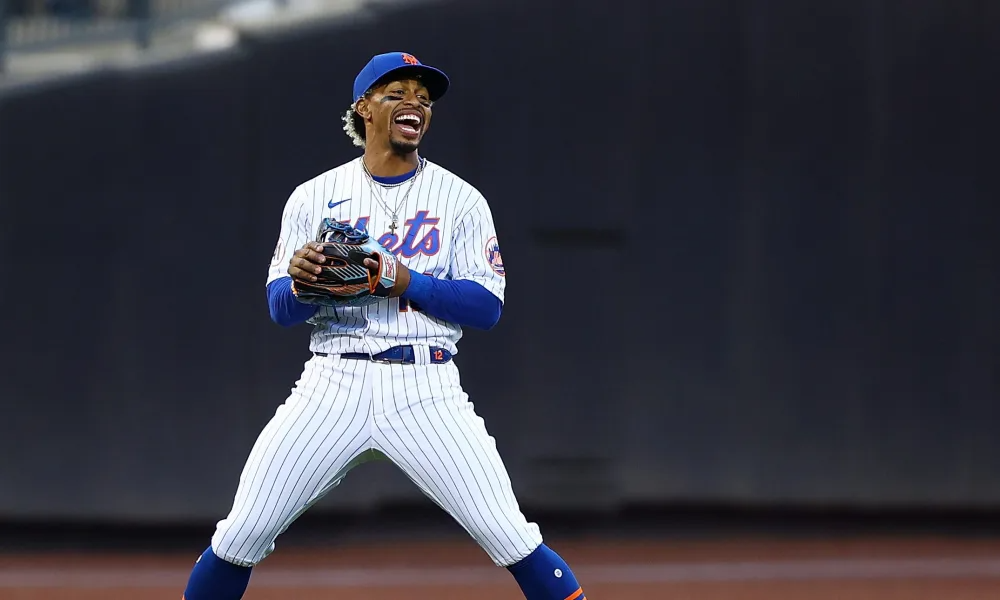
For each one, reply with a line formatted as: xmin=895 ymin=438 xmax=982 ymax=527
xmin=480 ymin=522 xmax=543 ymax=567
xmin=502 ymin=539 xmax=544 ymax=568
xmin=210 ymin=517 xmax=279 ymax=567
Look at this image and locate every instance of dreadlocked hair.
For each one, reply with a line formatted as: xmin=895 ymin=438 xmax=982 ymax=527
xmin=342 ymin=104 xmax=366 ymax=148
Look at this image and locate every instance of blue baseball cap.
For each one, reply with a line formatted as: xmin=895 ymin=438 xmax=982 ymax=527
xmin=352 ymin=52 xmax=450 ymax=103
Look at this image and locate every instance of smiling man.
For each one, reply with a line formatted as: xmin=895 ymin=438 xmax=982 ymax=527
xmin=180 ymin=52 xmax=590 ymax=600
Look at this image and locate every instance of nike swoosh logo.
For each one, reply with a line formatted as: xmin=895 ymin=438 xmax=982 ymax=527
xmin=328 ymin=199 xmax=350 ymax=209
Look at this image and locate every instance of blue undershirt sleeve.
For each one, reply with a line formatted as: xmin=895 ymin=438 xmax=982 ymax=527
xmin=401 ymin=271 xmax=502 ymax=330
xmin=267 ymin=277 xmax=319 ymax=327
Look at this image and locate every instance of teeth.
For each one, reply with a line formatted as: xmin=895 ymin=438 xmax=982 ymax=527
xmin=395 ymin=113 xmax=421 ymax=125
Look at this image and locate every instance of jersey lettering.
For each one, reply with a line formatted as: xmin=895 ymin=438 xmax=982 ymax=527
xmin=395 ymin=211 xmax=441 ymax=257
xmin=343 ymin=212 xmax=440 ymax=257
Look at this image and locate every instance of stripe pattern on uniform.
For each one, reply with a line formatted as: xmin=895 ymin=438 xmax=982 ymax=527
xmin=214 ymin=158 xmax=538 ymax=568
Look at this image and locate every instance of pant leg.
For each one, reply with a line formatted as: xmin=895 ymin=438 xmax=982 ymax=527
xmin=373 ymin=361 xmax=543 ymax=567
xmin=211 ymin=355 xmax=375 ymax=566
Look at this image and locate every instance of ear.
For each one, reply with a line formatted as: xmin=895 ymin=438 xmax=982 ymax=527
xmin=355 ymin=97 xmax=373 ymax=122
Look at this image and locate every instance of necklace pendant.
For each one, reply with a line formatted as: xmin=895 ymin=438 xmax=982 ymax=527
xmin=389 ymin=214 xmax=398 ymax=234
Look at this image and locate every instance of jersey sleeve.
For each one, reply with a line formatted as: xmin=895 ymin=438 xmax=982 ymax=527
xmin=267 ymin=185 xmax=313 ymax=286
xmin=449 ymin=192 xmax=506 ymax=303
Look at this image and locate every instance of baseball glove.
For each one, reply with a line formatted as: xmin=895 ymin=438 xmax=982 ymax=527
xmin=291 ymin=219 xmax=398 ymax=307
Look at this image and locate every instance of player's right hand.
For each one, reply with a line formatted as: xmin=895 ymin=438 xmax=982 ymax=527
xmin=287 ymin=242 xmax=327 ymax=283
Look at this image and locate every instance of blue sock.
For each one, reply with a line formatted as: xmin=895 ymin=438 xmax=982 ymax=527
xmin=182 ymin=546 xmax=253 ymax=600
xmin=507 ymin=544 xmax=586 ymax=600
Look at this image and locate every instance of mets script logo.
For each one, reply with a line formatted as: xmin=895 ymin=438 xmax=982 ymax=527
xmin=485 ymin=236 xmax=504 ymax=276
xmin=342 ymin=211 xmax=442 ymax=258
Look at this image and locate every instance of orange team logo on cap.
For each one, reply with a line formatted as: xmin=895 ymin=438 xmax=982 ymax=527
xmin=401 ymin=53 xmax=420 ymax=65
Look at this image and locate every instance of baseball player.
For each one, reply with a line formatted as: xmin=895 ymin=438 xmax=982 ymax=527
xmin=181 ymin=51 xmax=589 ymax=600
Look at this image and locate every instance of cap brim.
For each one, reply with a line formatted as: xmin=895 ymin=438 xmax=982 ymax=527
xmin=371 ymin=65 xmax=450 ymax=102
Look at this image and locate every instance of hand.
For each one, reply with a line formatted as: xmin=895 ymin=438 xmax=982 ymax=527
xmin=364 ymin=256 xmax=410 ymax=297
xmin=287 ymin=242 xmax=327 ymax=283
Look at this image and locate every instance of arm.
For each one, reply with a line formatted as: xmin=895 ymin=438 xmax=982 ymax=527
xmin=397 ymin=190 xmax=506 ymax=329
xmin=267 ymin=277 xmax=319 ymax=327
xmin=401 ymin=273 xmax=502 ymax=330
xmin=265 ymin=186 xmax=318 ymax=327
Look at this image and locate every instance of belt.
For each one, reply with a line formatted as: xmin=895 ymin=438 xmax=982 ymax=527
xmin=315 ymin=345 xmax=452 ymax=365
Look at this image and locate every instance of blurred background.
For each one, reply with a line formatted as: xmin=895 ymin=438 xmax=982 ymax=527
xmin=1 ymin=0 xmax=999 ymax=598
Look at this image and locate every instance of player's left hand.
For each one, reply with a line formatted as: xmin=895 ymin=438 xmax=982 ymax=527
xmin=293 ymin=219 xmax=402 ymax=307
xmin=364 ymin=257 xmax=410 ymax=297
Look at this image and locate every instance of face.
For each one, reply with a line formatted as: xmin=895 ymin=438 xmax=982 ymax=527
xmin=357 ymin=78 xmax=433 ymax=154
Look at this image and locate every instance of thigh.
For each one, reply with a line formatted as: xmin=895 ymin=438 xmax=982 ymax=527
xmin=374 ymin=362 xmax=543 ymax=567
xmin=212 ymin=356 xmax=374 ymax=566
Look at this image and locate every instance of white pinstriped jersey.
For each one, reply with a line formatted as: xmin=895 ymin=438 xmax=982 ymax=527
xmin=267 ymin=157 xmax=506 ymax=357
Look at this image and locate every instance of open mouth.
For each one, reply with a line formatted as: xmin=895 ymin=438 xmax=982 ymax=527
xmin=393 ymin=111 xmax=423 ymax=138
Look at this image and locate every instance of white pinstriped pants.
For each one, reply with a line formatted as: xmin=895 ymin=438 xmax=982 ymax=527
xmin=211 ymin=352 xmax=543 ymax=567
